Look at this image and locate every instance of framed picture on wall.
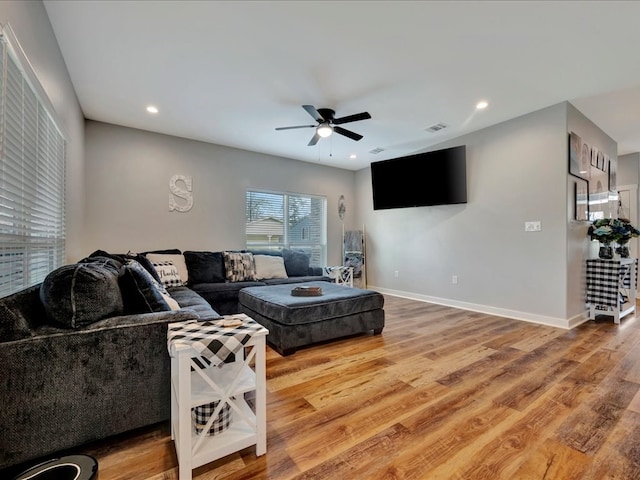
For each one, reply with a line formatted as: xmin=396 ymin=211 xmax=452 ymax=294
xmin=609 ymin=158 xmax=617 ymax=191
xmin=569 ymin=132 xmax=590 ymax=180
xmin=575 ymin=177 xmax=589 ymax=221
xmin=591 ymin=146 xmax=598 ymax=167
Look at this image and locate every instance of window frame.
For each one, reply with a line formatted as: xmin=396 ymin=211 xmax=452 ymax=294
xmin=245 ymin=189 xmax=327 ymax=266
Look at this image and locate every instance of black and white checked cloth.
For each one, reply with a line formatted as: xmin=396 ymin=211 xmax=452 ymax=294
xmin=167 ymin=314 xmax=267 ymax=367
xmin=192 ymin=400 xmax=231 ymax=436
xmin=586 ymin=258 xmax=638 ymax=308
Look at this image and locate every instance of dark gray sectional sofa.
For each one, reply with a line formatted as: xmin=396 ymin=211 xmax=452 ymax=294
xmin=0 ymin=247 xmax=329 ymax=472
xmin=187 ymin=248 xmax=330 ymax=314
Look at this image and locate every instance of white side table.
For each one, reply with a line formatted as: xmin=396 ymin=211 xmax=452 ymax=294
xmin=167 ymin=314 xmax=268 ymax=480
xmin=324 ymin=266 xmax=353 ymax=287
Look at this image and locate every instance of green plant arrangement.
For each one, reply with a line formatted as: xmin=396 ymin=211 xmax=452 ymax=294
xmin=588 ymin=218 xmax=640 ymax=258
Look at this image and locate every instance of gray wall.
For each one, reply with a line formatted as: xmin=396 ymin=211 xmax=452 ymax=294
xmin=0 ymin=1 xmax=85 ymax=262
xmin=83 ymin=121 xmax=356 ymax=263
xmin=618 ymin=152 xmax=639 ymax=186
xmin=355 ymin=102 xmax=614 ymax=327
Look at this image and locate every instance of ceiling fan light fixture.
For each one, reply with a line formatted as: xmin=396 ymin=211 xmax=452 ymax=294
xmin=317 ymin=123 xmax=333 ymax=138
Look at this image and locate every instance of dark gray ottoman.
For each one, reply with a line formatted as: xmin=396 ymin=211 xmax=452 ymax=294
xmin=239 ymin=281 xmax=384 ymax=356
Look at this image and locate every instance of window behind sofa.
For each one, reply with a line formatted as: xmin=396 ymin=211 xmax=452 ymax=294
xmin=0 ymin=25 xmax=66 ymax=297
xmin=246 ymin=190 xmax=326 ymax=266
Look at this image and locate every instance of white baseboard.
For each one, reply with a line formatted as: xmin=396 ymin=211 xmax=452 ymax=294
xmin=370 ymin=285 xmax=588 ymax=330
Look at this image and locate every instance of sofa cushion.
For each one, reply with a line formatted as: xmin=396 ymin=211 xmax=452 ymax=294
xmin=146 ymin=253 xmax=188 ymax=285
xmin=254 ymin=254 xmax=288 ymax=280
xmin=223 ymin=251 xmax=257 ymax=282
xmin=119 ymin=259 xmax=171 ymax=313
xmin=167 ymin=285 xmax=221 ymax=320
xmin=282 ymin=248 xmax=310 ymax=277
xmin=262 ymin=275 xmax=331 ymax=285
xmin=184 ymin=251 xmax=226 ymax=284
xmin=141 ymin=248 xmax=182 ymax=255
xmin=39 ymin=258 xmax=124 ymax=329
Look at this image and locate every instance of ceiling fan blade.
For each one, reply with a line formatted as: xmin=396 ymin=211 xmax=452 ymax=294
xmin=308 ymin=132 xmax=321 ymax=146
xmin=275 ymin=125 xmax=316 ymax=131
xmin=334 ymin=126 xmax=363 ymax=141
xmin=332 ymin=111 xmax=371 ymax=125
xmin=302 ymin=104 xmax=324 ymax=122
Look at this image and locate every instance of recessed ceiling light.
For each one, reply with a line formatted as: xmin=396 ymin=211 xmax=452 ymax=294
xmin=146 ymin=105 xmax=159 ymax=114
xmin=349 ymin=154 xmax=357 ymax=159
xmin=476 ymin=101 xmax=489 ymax=110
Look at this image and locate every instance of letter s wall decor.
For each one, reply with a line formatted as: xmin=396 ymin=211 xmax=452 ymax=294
xmin=169 ymin=175 xmax=193 ymax=212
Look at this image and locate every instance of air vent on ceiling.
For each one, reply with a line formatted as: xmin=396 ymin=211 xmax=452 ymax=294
xmin=425 ymin=122 xmax=448 ymax=133
xmin=369 ymin=147 xmax=385 ymax=154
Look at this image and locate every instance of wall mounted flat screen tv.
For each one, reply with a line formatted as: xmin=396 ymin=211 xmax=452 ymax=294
xmin=371 ymin=145 xmax=467 ymax=210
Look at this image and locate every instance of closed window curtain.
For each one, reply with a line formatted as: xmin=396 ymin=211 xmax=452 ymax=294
xmin=0 ymin=25 xmax=66 ymax=297
xmin=245 ymin=190 xmax=326 ymax=266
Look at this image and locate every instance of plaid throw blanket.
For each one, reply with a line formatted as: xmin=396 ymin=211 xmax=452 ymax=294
xmin=167 ymin=314 xmax=267 ymax=366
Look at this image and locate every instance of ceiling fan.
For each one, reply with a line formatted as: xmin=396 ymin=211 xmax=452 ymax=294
xmin=275 ymin=105 xmax=371 ymax=146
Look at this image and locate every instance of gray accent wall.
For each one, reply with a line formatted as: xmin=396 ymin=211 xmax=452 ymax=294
xmin=356 ymin=102 xmax=615 ymax=328
xmin=0 ymin=1 xmax=85 ymax=263
xmin=83 ymin=121 xmax=356 ymax=264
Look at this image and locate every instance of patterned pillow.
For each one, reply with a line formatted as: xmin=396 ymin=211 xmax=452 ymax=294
xmin=146 ymin=253 xmax=189 ymax=284
xmin=223 ymin=251 xmax=257 ymax=282
xmin=152 ymin=260 xmax=184 ymax=288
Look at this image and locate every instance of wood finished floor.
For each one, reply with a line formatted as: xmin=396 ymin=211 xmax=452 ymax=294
xmin=78 ymin=295 xmax=640 ymax=479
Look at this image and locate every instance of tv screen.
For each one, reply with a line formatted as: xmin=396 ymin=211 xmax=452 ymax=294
xmin=371 ymin=145 xmax=467 ymax=210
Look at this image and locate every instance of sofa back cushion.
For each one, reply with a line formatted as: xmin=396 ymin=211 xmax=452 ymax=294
xmin=183 ymin=251 xmax=226 ymax=284
xmin=39 ymin=258 xmax=124 ymax=328
xmin=282 ymin=248 xmax=310 ymax=277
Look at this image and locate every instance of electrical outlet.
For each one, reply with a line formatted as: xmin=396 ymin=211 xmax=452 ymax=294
xmin=394 ymin=270 xmax=399 ymax=278
xmin=525 ymin=221 xmax=541 ymax=232
xmin=452 ymin=275 xmax=458 ymax=284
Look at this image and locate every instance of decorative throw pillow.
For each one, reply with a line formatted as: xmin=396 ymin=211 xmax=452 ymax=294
xmin=183 ymin=251 xmax=226 ymax=284
xmin=151 ymin=260 xmax=183 ymax=288
xmin=253 ymin=254 xmax=288 ymax=280
xmin=222 ymin=251 xmax=257 ymax=282
xmin=39 ymin=259 xmax=124 ymax=328
xmin=282 ymin=248 xmax=310 ymax=277
xmin=119 ymin=259 xmax=171 ymax=313
xmin=146 ymin=253 xmax=188 ymax=285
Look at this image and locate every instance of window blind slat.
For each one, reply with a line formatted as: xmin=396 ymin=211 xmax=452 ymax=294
xmin=0 ymin=29 xmax=66 ymax=297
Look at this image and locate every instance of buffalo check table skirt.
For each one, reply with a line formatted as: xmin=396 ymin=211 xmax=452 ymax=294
xmin=167 ymin=313 xmax=267 ymax=367
xmin=586 ymin=258 xmax=638 ymax=323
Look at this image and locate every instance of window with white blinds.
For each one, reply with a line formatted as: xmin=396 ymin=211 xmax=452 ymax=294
xmin=246 ymin=190 xmax=326 ymax=266
xmin=0 ymin=26 xmax=66 ymax=298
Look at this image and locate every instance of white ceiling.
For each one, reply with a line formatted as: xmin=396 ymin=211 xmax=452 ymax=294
xmin=43 ymin=0 xmax=640 ymax=171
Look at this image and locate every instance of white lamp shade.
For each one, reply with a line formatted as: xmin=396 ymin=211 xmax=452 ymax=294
xmin=317 ymin=123 xmax=333 ymax=137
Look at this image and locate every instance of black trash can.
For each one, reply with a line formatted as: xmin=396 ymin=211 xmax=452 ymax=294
xmin=13 ymin=454 xmax=98 ymax=480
